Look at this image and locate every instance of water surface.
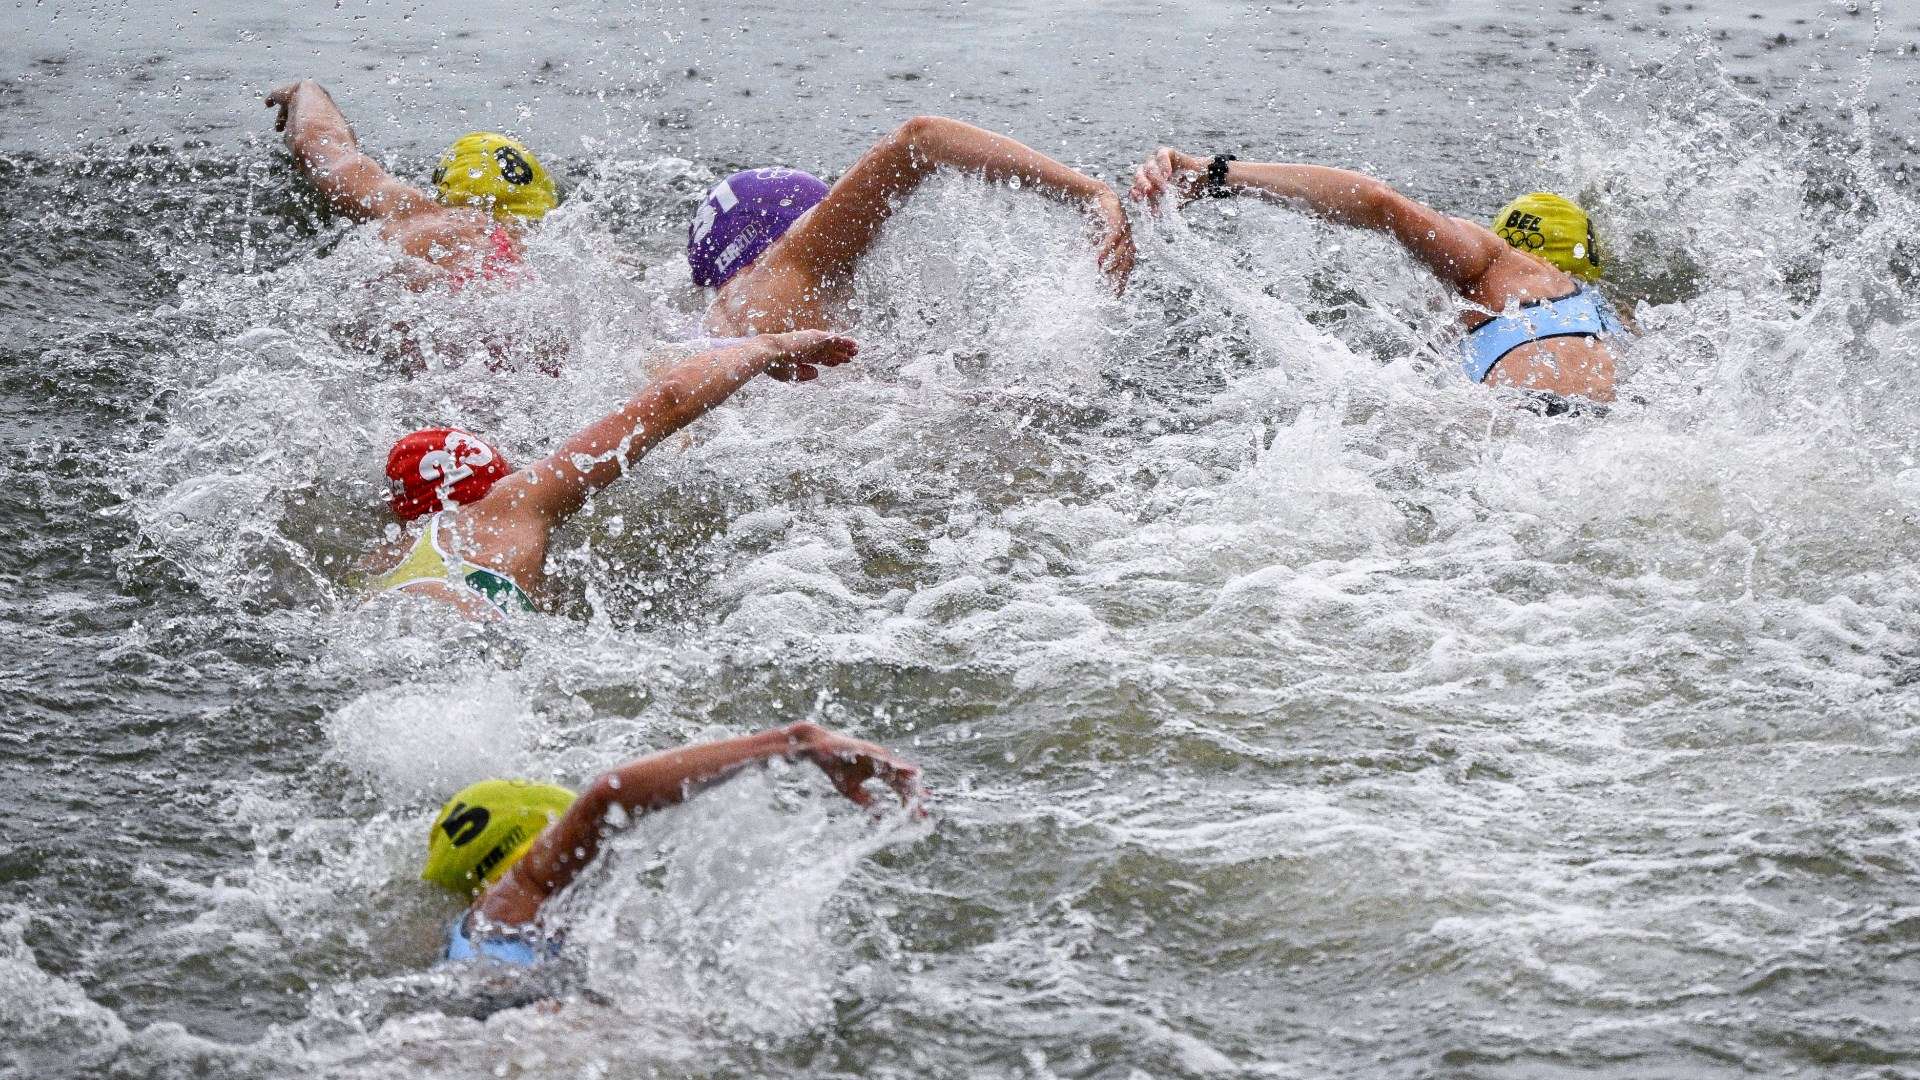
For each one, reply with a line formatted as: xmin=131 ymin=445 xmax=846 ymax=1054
xmin=4 ymin=1 xmax=1920 ymax=1077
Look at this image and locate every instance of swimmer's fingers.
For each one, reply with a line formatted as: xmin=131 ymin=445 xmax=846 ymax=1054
xmin=1098 ymin=227 xmax=1136 ymax=293
xmin=1129 ymin=162 xmax=1163 ymax=206
xmin=1153 ymin=146 xmax=1209 ymax=206
xmin=1150 ymin=146 xmax=1178 ymax=183
xmin=857 ymin=756 xmax=926 ymax=812
xmin=265 ymin=83 xmax=297 ymax=132
xmin=1087 ymin=194 xmax=1135 ymax=292
xmin=804 ymin=334 xmax=859 ymax=367
xmin=764 ymin=331 xmax=857 ymax=380
xmin=1129 ymin=148 xmax=1193 ymax=209
xmin=805 ymin=733 xmax=923 ymax=810
xmin=879 ymin=760 xmax=928 ymax=811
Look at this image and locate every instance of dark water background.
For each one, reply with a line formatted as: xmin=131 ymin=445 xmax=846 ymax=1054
xmin=4 ymin=1 xmax=1920 ymax=1077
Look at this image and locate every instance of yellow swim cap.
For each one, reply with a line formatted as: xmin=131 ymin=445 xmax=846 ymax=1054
xmin=432 ymin=132 xmax=559 ymax=221
xmin=421 ymin=779 xmax=577 ymax=895
xmin=1491 ymin=192 xmax=1602 ymax=281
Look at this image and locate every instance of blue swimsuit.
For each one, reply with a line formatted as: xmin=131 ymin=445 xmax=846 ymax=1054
xmin=444 ymin=914 xmax=558 ymax=967
xmin=1459 ymin=285 xmax=1625 ymax=384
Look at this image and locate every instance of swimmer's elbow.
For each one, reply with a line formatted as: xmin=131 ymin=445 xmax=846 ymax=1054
xmin=583 ymin=768 xmax=674 ymax=817
xmin=895 ymin=114 xmax=953 ymax=143
xmin=580 ymin=774 xmax=623 ymax=818
xmin=890 ymin=115 xmax=964 ymax=165
xmin=1353 ymin=179 xmax=1410 ymax=230
xmin=645 ymin=372 xmax=694 ymax=424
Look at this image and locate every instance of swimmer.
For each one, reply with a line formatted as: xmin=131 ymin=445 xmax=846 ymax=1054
xmin=363 ymin=330 xmax=857 ymax=620
xmin=1130 ymin=148 xmax=1627 ymax=406
xmin=264 ymin=79 xmax=555 ymax=288
xmin=689 ymin=116 xmax=1136 ymax=337
xmin=422 ymin=721 xmax=923 ymax=966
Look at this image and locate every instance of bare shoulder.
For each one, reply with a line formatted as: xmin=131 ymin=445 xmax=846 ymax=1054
xmin=709 ymin=253 xmax=826 ymax=334
xmin=1472 ymin=230 xmax=1581 ymax=306
xmin=463 ymin=477 xmax=554 ymax=536
xmin=382 ymin=207 xmax=503 ymax=269
xmin=1442 ymin=216 xmax=1516 ymax=271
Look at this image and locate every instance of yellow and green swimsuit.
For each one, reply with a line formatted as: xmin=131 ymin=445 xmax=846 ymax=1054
xmin=367 ymin=514 xmax=536 ymax=617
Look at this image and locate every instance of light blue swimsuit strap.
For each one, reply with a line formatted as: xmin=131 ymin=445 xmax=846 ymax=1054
xmin=1459 ymin=285 xmax=1625 ymax=384
xmin=444 ymin=914 xmax=553 ymax=967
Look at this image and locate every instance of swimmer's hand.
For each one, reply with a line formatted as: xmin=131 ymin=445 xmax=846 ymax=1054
xmin=759 ymin=329 xmax=859 ymax=383
xmin=264 ymin=81 xmax=307 ymax=132
xmin=265 ymin=84 xmax=293 ymax=132
xmin=789 ymin=721 xmax=926 ymax=812
xmin=1090 ymin=190 xmax=1136 ymax=294
xmin=1129 ymin=147 xmax=1211 ymax=210
xmin=264 ymin=80 xmax=348 ymax=139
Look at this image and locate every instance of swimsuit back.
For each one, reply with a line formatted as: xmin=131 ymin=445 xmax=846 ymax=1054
xmin=365 ymin=515 xmax=536 ymax=616
xmin=1459 ymin=285 xmax=1625 ymax=384
xmin=443 ymin=913 xmax=555 ymax=967
xmin=445 ymin=224 xmax=525 ymax=291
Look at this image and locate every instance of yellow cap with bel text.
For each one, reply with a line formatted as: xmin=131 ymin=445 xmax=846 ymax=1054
xmin=1491 ymin=192 xmax=1601 ymax=281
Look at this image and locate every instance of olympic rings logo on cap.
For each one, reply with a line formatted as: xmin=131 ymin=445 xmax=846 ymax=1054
xmin=1498 ymin=209 xmax=1548 ymax=252
xmin=1499 ymin=227 xmax=1548 ymax=251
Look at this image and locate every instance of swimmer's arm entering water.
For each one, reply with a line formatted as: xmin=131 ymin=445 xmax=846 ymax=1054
xmin=1131 ymin=148 xmax=1507 ymax=294
xmin=478 ymin=331 xmax=858 ymax=531
xmin=771 ymin=115 xmax=1135 ymax=292
xmin=472 ymin=723 xmax=923 ymax=925
xmin=265 ymin=80 xmax=439 ymax=224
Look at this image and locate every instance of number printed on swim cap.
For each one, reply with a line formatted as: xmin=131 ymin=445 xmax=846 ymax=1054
xmin=494 ymin=145 xmax=534 ymax=186
xmin=440 ymin=802 xmax=491 ymax=846
xmin=417 ymin=431 xmax=496 ymax=487
xmin=690 ymin=179 xmax=739 ymax=247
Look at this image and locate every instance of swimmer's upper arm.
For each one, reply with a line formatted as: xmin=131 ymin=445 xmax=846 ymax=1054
xmin=289 ymin=137 xmax=439 ymax=223
xmin=475 ymin=728 xmax=806 ymax=922
xmin=764 ymin=117 xmax=942 ymax=284
xmin=474 ymin=785 xmax=614 ymax=921
xmin=1219 ymin=163 xmax=1504 ymax=293
xmin=768 ymin=115 xmax=1110 ymax=286
xmin=1367 ymin=190 xmax=1504 ymax=292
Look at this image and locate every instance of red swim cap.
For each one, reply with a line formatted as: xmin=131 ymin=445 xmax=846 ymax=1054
xmin=385 ymin=428 xmax=513 ymax=521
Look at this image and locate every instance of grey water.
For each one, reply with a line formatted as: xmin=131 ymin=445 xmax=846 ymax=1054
xmin=4 ymin=1 xmax=1920 ymax=1077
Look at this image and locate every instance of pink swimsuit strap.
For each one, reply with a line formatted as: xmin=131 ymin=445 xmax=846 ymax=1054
xmin=446 ymin=224 xmax=524 ymax=291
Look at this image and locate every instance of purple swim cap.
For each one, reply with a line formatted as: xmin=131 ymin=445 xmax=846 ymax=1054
xmin=687 ymin=167 xmax=830 ymax=287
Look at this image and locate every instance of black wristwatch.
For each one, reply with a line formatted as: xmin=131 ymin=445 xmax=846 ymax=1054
xmin=1204 ymin=154 xmax=1237 ymax=198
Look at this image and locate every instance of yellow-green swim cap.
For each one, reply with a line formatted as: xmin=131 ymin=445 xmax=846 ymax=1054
xmin=1491 ymin=192 xmax=1601 ymax=281
xmin=432 ymin=132 xmax=559 ymax=221
xmin=422 ymin=779 xmax=577 ymax=895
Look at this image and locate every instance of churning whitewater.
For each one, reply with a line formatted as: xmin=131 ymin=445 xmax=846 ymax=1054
xmin=4 ymin=2 xmax=1920 ymax=1077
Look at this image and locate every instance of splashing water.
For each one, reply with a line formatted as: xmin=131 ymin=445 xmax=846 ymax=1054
xmin=8 ymin=4 xmax=1920 ymax=1077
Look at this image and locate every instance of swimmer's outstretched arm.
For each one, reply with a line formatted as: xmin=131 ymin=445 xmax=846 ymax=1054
xmin=264 ymin=80 xmax=438 ymax=223
xmin=1130 ymin=147 xmax=1507 ymax=294
xmin=778 ymin=115 xmax=1135 ymax=291
xmin=481 ymin=331 xmax=858 ymax=531
xmin=473 ymin=722 xmax=923 ymax=925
